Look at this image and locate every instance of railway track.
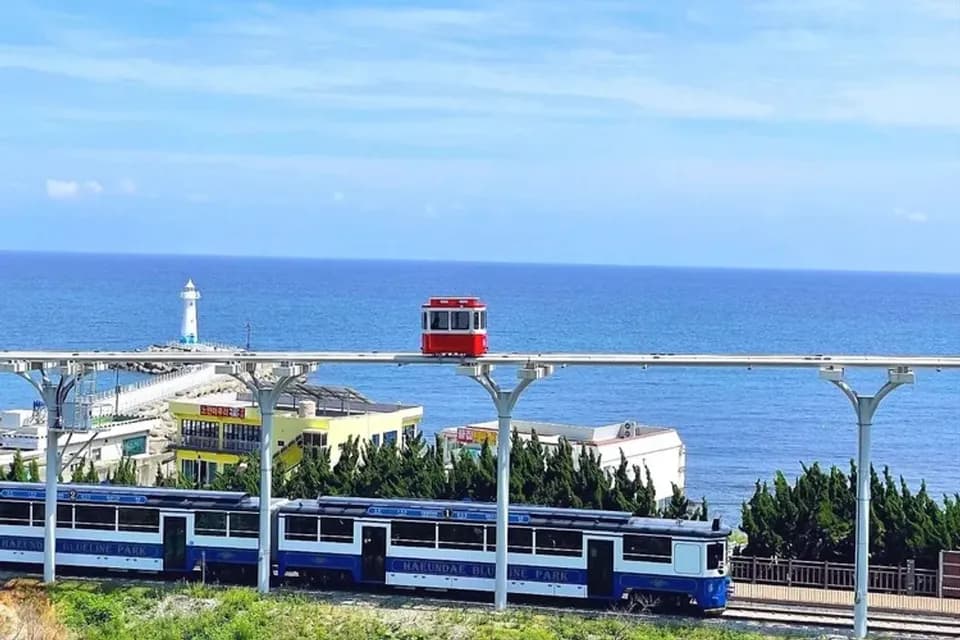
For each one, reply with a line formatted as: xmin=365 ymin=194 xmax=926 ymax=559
xmin=725 ymin=600 xmax=960 ymax=638
xmin=3 ymin=569 xmax=957 ymax=639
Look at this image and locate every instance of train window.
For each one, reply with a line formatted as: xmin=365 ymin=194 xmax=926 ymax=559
xmin=57 ymin=505 xmax=74 ymax=528
xmin=623 ymin=534 xmax=672 ymax=563
xmin=195 ymin=511 xmax=227 ymax=536
xmin=535 ymin=528 xmax=583 ymax=557
xmin=421 ymin=312 xmax=427 ymax=331
xmin=438 ymin=523 xmax=484 ymax=551
xmin=480 ymin=311 xmax=487 ymax=329
xmin=0 ymin=500 xmax=30 ymax=526
xmin=429 ymin=311 xmax=449 ymax=331
xmin=473 ymin=311 xmax=480 ymax=330
xmin=119 ymin=508 xmax=160 ymax=533
xmin=707 ymin=542 xmax=725 ymax=570
xmin=75 ymin=505 xmax=117 ymax=531
xmin=391 ymin=520 xmax=436 ymax=548
xmin=31 ymin=502 xmax=45 ymax=527
xmin=451 ymin=311 xmax=470 ymax=330
xmin=484 ymin=526 xmax=533 ymax=553
xmin=285 ymin=515 xmax=318 ymax=541
xmin=229 ymin=512 xmax=259 ymax=538
xmin=320 ymin=517 xmax=354 ymax=543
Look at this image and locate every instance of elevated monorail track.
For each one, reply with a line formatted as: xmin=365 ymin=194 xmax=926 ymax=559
xmin=4 ymin=349 xmax=960 ymax=368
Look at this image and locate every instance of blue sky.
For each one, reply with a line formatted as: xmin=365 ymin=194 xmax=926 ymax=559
xmin=1 ymin=0 xmax=958 ymax=271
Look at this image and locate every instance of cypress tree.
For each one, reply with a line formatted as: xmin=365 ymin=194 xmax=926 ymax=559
xmin=7 ymin=450 xmax=28 ymax=482
xmin=332 ymin=436 xmax=360 ymax=496
xmin=28 ymin=459 xmax=41 ymax=483
xmin=474 ymin=439 xmax=497 ymax=502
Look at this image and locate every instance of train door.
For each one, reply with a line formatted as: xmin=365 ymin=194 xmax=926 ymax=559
xmin=361 ymin=526 xmax=386 ymax=583
xmin=163 ymin=516 xmax=187 ymax=572
xmin=587 ymin=539 xmax=614 ymax=598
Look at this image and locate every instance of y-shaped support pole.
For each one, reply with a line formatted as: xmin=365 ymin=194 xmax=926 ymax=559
xmin=16 ymin=364 xmax=83 ymax=585
xmin=220 ymin=362 xmax=316 ymax=594
xmin=458 ymin=362 xmax=553 ymax=611
xmin=822 ymin=366 xmax=914 ymax=639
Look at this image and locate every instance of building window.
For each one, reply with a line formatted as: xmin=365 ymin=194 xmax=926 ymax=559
xmin=391 ymin=520 xmax=435 ymax=548
xmin=623 ymin=534 xmax=672 ymax=563
xmin=223 ymin=423 xmax=259 ymax=453
xmin=181 ymin=419 xmax=220 ymax=450
xmin=371 ymin=434 xmax=380 ymax=447
xmin=303 ymin=431 xmax=328 ymax=450
xmin=181 ymin=459 xmax=197 ymax=482
xmin=383 ymin=431 xmax=397 ymax=446
xmin=535 ymin=528 xmax=582 ymax=557
xmin=402 ymin=425 xmax=416 ymax=445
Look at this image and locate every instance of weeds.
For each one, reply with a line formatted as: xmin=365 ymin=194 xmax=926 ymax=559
xmin=33 ymin=580 xmax=783 ymax=640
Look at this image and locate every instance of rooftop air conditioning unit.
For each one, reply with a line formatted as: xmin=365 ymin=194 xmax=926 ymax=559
xmin=619 ymin=421 xmax=636 ymax=438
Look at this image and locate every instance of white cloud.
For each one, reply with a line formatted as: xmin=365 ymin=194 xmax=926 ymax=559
xmin=45 ymin=179 xmax=80 ymax=200
xmin=44 ymin=178 xmax=109 ymax=200
xmin=118 ymin=178 xmax=137 ymax=194
xmin=894 ymin=208 xmax=929 ymax=224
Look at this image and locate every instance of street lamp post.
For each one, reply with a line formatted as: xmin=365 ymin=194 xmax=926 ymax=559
xmin=820 ymin=365 xmax=915 ymax=639
xmin=457 ymin=362 xmax=553 ymax=610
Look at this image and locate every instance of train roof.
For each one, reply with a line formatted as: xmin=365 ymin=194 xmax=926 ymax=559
xmin=280 ymin=496 xmax=731 ymax=538
xmin=0 ymin=481 xmax=262 ymax=511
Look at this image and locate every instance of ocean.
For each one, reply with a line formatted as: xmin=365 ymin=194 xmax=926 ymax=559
xmin=1 ymin=251 xmax=958 ymax=522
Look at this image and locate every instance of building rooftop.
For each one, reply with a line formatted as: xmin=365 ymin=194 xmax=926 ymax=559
xmin=443 ymin=419 xmax=674 ymax=444
xmin=174 ymin=384 xmax=419 ymax=416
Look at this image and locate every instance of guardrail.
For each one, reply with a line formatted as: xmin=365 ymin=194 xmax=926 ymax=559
xmin=85 ymin=365 xmax=211 ymax=403
xmin=731 ymin=555 xmax=939 ymax=597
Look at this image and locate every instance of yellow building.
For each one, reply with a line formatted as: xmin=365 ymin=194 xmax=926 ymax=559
xmin=170 ymin=383 xmax=423 ymax=486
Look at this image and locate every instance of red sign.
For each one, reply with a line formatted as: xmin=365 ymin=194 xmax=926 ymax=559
xmin=456 ymin=427 xmax=496 ymax=446
xmin=200 ymin=405 xmax=246 ymax=419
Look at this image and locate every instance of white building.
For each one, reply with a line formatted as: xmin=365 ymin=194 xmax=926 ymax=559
xmin=0 ymin=420 xmax=161 ymax=484
xmin=438 ymin=419 xmax=686 ymax=508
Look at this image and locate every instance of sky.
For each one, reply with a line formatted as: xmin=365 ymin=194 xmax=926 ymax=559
xmin=0 ymin=0 xmax=958 ymax=271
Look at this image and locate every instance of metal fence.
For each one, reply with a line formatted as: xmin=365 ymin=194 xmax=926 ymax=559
xmin=731 ymin=555 xmax=940 ymax=597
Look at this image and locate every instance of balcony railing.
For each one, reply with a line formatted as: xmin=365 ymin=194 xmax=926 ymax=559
xmin=179 ymin=435 xmax=220 ymax=451
xmin=223 ymin=437 xmax=258 ymax=453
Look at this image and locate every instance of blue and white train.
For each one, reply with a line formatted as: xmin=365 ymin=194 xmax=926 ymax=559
xmin=0 ymin=482 xmax=733 ymax=613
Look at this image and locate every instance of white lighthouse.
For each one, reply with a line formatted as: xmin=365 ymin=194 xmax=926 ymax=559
xmin=179 ymin=279 xmax=200 ymax=345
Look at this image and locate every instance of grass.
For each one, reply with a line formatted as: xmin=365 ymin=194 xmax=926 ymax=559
xmin=0 ymin=578 xmax=797 ymax=640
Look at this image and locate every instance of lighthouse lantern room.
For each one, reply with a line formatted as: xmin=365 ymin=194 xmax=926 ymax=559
xmin=420 ymin=296 xmax=488 ymax=357
xmin=180 ymin=279 xmax=201 ymax=345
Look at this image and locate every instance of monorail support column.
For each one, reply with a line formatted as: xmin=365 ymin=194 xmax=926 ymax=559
xmin=218 ymin=362 xmax=316 ymax=595
xmin=458 ymin=362 xmax=553 ymax=611
xmin=4 ymin=361 xmax=86 ymax=585
xmin=820 ymin=366 xmax=914 ymax=639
